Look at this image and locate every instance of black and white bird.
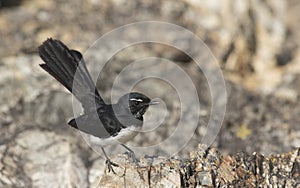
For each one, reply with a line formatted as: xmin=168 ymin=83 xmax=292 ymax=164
xmin=38 ymin=38 xmax=158 ymax=173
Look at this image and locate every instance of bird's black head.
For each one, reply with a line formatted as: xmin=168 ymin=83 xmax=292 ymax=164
xmin=117 ymin=92 xmax=158 ymax=120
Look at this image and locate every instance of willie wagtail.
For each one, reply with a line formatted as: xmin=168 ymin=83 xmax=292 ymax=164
xmin=38 ymin=38 xmax=158 ymax=173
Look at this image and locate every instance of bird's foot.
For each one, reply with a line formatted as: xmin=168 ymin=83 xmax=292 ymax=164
xmin=125 ymin=150 xmax=140 ymax=165
xmin=105 ymin=159 xmax=119 ymax=174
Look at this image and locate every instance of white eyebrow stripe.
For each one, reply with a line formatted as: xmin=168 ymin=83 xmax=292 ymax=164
xmin=130 ymin=98 xmax=143 ymax=102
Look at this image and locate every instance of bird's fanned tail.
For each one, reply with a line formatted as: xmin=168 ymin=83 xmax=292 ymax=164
xmin=38 ymin=38 xmax=105 ymax=113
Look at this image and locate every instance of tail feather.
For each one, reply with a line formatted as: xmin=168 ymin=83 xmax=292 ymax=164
xmin=38 ymin=38 xmax=105 ymax=112
xmin=40 ymin=63 xmax=71 ymax=91
xmin=69 ymin=49 xmax=99 ymax=95
xmin=39 ymin=39 xmax=75 ymax=91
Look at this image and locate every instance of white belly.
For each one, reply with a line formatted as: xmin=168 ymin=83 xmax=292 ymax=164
xmin=80 ymin=126 xmax=141 ymax=147
xmin=116 ymin=126 xmax=140 ymax=143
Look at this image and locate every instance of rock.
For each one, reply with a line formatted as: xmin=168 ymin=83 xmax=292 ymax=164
xmin=0 ymin=130 xmax=87 ymax=187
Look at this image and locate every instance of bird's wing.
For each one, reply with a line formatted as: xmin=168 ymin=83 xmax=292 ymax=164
xmin=68 ymin=109 xmax=124 ymax=138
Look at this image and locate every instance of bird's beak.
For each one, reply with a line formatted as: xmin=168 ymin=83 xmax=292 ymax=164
xmin=149 ymin=100 xmax=159 ymax=105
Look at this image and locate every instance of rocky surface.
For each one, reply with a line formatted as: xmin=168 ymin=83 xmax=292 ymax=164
xmin=0 ymin=130 xmax=88 ymax=187
xmin=98 ymin=145 xmax=300 ymax=187
xmin=0 ymin=0 xmax=299 ymax=187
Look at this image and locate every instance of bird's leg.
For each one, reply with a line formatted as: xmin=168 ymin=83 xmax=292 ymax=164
xmin=101 ymin=147 xmax=119 ymax=174
xmin=121 ymin=144 xmax=139 ymax=164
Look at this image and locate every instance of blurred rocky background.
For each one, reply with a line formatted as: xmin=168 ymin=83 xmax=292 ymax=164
xmin=0 ymin=0 xmax=299 ymax=187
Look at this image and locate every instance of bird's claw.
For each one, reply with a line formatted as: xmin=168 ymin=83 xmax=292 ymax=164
xmin=105 ymin=159 xmax=119 ymax=174
xmin=126 ymin=151 xmax=140 ymax=165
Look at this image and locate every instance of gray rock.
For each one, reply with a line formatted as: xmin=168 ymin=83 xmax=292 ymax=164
xmin=0 ymin=130 xmax=87 ymax=187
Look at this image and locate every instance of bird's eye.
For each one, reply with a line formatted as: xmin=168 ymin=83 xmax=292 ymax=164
xmin=134 ymin=101 xmax=139 ymax=105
